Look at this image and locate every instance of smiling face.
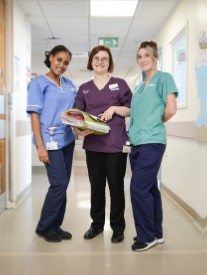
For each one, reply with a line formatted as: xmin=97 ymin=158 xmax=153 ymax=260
xmin=49 ymin=51 xmax=71 ymax=77
xmin=91 ymin=50 xmax=110 ymax=74
xmin=137 ymin=46 xmax=158 ymax=74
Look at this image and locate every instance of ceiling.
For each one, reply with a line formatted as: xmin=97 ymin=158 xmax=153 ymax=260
xmin=17 ymin=0 xmax=180 ymax=86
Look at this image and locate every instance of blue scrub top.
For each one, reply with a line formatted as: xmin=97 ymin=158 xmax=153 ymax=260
xmin=27 ymin=74 xmax=77 ymax=149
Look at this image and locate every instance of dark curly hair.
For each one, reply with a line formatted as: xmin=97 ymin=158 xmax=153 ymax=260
xmin=44 ymin=45 xmax=72 ymax=68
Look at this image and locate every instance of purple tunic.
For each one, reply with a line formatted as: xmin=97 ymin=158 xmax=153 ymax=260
xmin=75 ymin=77 xmax=132 ymax=152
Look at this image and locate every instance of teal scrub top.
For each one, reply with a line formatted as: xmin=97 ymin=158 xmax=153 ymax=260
xmin=129 ymin=71 xmax=178 ymax=146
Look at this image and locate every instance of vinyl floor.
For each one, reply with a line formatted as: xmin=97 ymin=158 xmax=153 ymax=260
xmin=0 ymin=150 xmax=206 ymax=275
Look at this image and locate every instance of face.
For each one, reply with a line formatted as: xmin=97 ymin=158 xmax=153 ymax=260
xmin=49 ymin=51 xmax=70 ymax=76
xmin=137 ymin=47 xmax=157 ymax=73
xmin=91 ymin=50 xmax=110 ymax=73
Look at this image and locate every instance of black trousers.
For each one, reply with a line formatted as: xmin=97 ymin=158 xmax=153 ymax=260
xmin=85 ymin=150 xmax=127 ymax=232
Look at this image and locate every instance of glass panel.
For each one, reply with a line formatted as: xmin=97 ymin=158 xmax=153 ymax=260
xmin=171 ymin=28 xmax=187 ymax=108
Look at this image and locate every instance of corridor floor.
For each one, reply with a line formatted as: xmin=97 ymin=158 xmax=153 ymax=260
xmin=0 ymin=153 xmax=206 ymax=275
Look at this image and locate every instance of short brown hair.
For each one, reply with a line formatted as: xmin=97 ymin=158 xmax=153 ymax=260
xmin=138 ymin=41 xmax=159 ymax=58
xmin=87 ymin=45 xmax=114 ymax=73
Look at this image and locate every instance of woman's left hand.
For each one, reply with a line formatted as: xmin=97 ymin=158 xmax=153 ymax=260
xmin=98 ymin=106 xmax=115 ymax=121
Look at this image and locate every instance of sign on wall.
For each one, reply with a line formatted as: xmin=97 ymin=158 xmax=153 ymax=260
xmin=98 ymin=37 xmax=119 ymax=48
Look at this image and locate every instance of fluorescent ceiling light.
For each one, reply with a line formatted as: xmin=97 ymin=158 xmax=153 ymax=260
xmin=91 ymin=1 xmax=138 ymax=17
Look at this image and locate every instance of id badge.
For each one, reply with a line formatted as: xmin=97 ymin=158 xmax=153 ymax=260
xmin=122 ymin=145 xmax=131 ymax=153
xmin=46 ymin=141 xmax=58 ymax=150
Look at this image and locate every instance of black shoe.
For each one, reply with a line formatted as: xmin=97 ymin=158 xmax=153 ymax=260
xmin=56 ymin=228 xmax=72 ymax=240
xmin=84 ymin=227 xmax=103 ymax=240
xmin=132 ymin=239 xmax=157 ymax=252
xmin=111 ymin=231 xmax=124 ymax=243
xmin=42 ymin=228 xmax=62 ymax=243
xmin=36 ymin=229 xmax=45 ymax=237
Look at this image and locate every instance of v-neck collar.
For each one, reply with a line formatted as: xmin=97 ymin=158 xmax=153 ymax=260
xmin=92 ymin=76 xmax=112 ymax=91
xmin=43 ymin=74 xmax=62 ymax=88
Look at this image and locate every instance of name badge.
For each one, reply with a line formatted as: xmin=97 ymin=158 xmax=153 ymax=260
xmin=122 ymin=145 xmax=131 ymax=153
xmin=46 ymin=141 xmax=58 ymax=150
xmin=109 ymin=83 xmax=119 ymax=91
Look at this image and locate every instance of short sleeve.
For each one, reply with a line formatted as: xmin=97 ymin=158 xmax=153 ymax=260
xmin=159 ymin=73 xmax=178 ymax=103
xmin=26 ymin=78 xmax=44 ymax=115
xmin=118 ymin=79 xmax=132 ymax=107
xmin=74 ymin=84 xmax=87 ymax=111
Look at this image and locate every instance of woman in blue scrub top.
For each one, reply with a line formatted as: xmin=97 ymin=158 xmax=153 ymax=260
xmin=27 ymin=45 xmax=77 ymax=242
xmin=129 ymin=41 xmax=178 ymax=252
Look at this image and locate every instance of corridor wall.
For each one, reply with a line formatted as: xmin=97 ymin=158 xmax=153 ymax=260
xmin=126 ymin=0 xmax=207 ymax=230
xmin=5 ymin=0 xmax=32 ymax=207
xmin=156 ymin=0 xmax=207 ymax=229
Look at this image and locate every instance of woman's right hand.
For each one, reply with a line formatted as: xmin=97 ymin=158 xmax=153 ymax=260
xmin=38 ymin=145 xmax=50 ymax=164
xmin=30 ymin=112 xmax=50 ymax=164
xmin=73 ymin=127 xmax=93 ymax=137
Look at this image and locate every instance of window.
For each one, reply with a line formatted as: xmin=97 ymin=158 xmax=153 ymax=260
xmin=171 ymin=27 xmax=187 ymax=108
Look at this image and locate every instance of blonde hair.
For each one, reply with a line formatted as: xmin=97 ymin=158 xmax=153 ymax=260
xmin=138 ymin=41 xmax=159 ymax=58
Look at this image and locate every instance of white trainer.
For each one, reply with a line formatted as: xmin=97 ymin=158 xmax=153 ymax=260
xmin=157 ymin=237 xmax=165 ymax=244
xmin=132 ymin=239 xmax=158 ymax=252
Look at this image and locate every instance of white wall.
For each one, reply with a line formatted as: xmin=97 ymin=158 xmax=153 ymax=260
xmin=127 ymin=0 xmax=207 ymax=220
xmin=6 ymin=1 xmax=32 ymax=205
xmin=156 ymin=0 xmax=200 ymax=122
xmin=156 ymin=0 xmax=207 ymax=219
xmin=162 ymin=137 xmax=207 ymax=219
xmin=158 ymin=0 xmax=207 ymax=219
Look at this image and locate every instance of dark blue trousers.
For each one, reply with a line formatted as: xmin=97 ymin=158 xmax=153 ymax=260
xmin=130 ymin=144 xmax=166 ymax=242
xmin=36 ymin=141 xmax=75 ymax=233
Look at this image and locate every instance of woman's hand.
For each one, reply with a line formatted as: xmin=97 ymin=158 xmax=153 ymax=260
xmin=98 ymin=106 xmax=130 ymax=121
xmin=73 ymin=127 xmax=93 ymax=137
xmin=30 ymin=112 xmax=50 ymax=164
xmin=163 ymin=94 xmax=177 ymax=122
xmin=38 ymin=145 xmax=50 ymax=164
xmin=98 ymin=106 xmax=115 ymax=121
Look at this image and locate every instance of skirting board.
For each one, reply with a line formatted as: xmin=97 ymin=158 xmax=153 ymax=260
xmin=6 ymin=184 xmax=31 ymax=209
xmin=161 ymin=184 xmax=207 ymax=233
xmin=0 ymin=192 xmax=5 ymax=214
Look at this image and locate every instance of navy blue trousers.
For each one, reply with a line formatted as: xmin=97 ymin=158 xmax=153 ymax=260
xmin=130 ymin=144 xmax=166 ymax=242
xmin=86 ymin=151 xmax=127 ymax=232
xmin=36 ymin=141 xmax=75 ymax=233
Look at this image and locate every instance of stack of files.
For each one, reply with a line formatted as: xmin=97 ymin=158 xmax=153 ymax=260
xmin=61 ymin=108 xmax=110 ymax=135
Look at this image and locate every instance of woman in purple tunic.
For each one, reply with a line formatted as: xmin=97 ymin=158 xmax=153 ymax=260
xmin=75 ymin=45 xmax=132 ymax=243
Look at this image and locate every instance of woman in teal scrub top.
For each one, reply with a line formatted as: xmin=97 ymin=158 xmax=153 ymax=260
xmin=129 ymin=41 xmax=178 ymax=252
